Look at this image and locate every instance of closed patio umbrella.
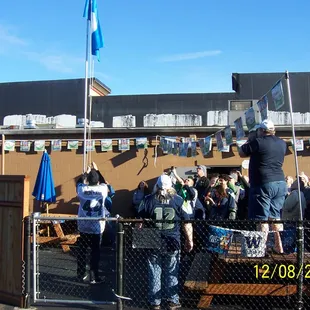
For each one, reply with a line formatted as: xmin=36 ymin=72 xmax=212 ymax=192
xmin=32 ymin=150 xmax=56 ymax=213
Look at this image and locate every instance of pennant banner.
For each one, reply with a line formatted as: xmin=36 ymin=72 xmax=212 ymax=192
xmin=4 ymin=140 xmax=15 ymax=151
xmin=206 ymin=225 xmax=233 ymax=255
xmin=240 ymin=231 xmax=267 ymax=258
xmin=191 ymin=142 xmax=197 ymax=157
xmin=119 ymin=138 xmax=130 ymax=151
xmin=20 ymin=141 xmax=31 ymax=152
xmin=257 ymin=96 xmax=268 ymax=121
xmin=224 ymin=126 xmax=233 ymax=146
xmin=291 ymin=139 xmax=304 ymax=152
xmin=101 ymin=139 xmax=112 ymax=152
xmin=234 ymin=117 xmax=245 ymax=140
xmin=199 ymin=136 xmax=212 ymax=156
xmin=271 ymin=81 xmax=285 ymax=110
xmin=267 ymin=229 xmax=297 ymax=254
xmin=52 ymin=139 xmax=62 ymax=151
xmin=67 ymin=140 xmax=79 ymax=150
xmin=136 ymin=137 xmax=148 ymax=149
xmin=215 ymin=131 xmax=224 ymax=151
xmin=245 ymin=107 xmax=256 ymax=131
xmin=86 ymin=139 xmax=95 ymax=151
xmin=179 ymin=142 xmax=188 ymax=157
xmin=34 ymin=140 xmax=45 ymax=152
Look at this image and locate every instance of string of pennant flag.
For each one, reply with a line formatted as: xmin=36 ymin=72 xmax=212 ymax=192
xmin=2 ymin=134 xmax=306 ymax=154
xmin=1 ymin=138 xmax=150 ymax=152
xmin=158 ymin=78 xmax=307 ymax=156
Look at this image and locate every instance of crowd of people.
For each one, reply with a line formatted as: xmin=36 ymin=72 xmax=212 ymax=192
xmin=73 ymin=118 xmax=309 ymax=309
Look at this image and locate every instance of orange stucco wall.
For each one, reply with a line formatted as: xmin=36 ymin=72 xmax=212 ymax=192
xmin=1 ymin=134 xmax=309 ymax=218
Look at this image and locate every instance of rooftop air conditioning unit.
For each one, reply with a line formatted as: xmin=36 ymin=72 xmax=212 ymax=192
xmin=227 ymin=99 xmax=260 ymax=126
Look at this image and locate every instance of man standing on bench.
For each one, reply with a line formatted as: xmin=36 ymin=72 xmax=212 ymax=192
xmin=238 ymin=119 xmax=287 ymax=253
xmin=76 ymin=162 xmax=108 ymax=284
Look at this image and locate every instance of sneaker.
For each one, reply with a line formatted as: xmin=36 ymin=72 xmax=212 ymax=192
xmin=90 ymin=276 xmax=105 ymax=284
xmin=167 ymin=302 xmax=181 ymax=310
xmin=77 ymin=274 xmax=88 ymax=282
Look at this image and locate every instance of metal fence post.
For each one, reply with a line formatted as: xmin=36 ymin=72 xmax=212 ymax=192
xmin=296 ymin=221 xmax=304 ymax=310
xmin=23 ymin=216 xmax=31 ymax=309
xmin=116 ymin=221 xmax=124 ymax=310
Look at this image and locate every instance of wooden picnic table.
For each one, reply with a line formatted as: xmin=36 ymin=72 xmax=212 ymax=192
xmin=184 ymin=245 xmax=310 ymax=309
xmin=34 ymin=213 xmax=79 ymax=252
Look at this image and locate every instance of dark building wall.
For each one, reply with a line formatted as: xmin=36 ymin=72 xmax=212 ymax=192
xmin=1 ymin=72 xmax=310 ymax=127
xmin=233 ymin=72 xmax=310 ymax=113
xmin=0 ymin=79 xmax=86 ymax=123
xmin=92 ymin=92 xmax=236 ymax=127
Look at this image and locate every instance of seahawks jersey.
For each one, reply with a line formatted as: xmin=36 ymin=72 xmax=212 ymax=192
xmin=77 ymin=183 xmax=108 ymax=234
xmin=138 ymin=193 xmax=190 ymax=250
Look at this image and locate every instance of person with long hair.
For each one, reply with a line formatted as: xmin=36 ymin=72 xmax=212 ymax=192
xmin=132 ymin=180 xmax=150 ymax=215
xmin=206 ymin=184 xmax=236 ymax=221
xmin=138 ymin=174 xmax=193 ymax=310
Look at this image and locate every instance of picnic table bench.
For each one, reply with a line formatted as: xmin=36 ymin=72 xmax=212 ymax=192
xmin=184 ymin=244 xmax=310 ymax=309
xmin=34 ymin=213 xmax=79 ymax=253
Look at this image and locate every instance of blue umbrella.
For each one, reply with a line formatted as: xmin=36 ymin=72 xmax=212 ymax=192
xmin=32 ymin=150 xmax=56 ymax=205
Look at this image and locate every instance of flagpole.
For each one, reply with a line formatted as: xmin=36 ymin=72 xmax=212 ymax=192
xmin=83 ymin=3 xmax=91 ymax=173
xmin=285 ymin=71 xmax=304 ymax=310
xmin=88 ymin=59 xmax=95 ymax=165
xmin=285 ymin=72 xmax=303 ymax=220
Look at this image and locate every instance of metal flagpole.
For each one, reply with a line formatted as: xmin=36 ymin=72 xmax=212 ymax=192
xmin=285 ymin=71 xmax=304 ymax=310
xmin=88 ymin=59 xmax=95 ymax=165
xmin=83 ymin=1 xmax=91 ymax=173
xmin=285 ymin=72 xmax=303 ymax=220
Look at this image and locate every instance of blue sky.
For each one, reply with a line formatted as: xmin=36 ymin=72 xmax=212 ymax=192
xmin=1 ymin=0 xmax=310 ymax=95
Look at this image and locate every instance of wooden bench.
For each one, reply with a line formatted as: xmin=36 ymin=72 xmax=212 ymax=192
xmin=184 ymin=244 xmax=310 ymax=309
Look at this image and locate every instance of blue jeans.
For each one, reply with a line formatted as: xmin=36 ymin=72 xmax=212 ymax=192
xmin=147 ymin=250 xmax=180 ymax=306
xmin=249 ymin=181 xmax=287 ymax=220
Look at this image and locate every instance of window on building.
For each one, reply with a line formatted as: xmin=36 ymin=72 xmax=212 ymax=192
xmin=229 ymin=100 xmax=252 ymax=111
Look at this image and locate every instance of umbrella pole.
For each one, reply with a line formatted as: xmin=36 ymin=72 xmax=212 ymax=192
xmin=46 ymin=203 xmax=50 ymax=237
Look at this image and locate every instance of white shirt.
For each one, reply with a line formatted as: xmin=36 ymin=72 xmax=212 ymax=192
xmin=77 ymin=183 xmax=108 ymax=234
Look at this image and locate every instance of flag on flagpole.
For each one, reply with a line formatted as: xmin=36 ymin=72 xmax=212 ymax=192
xmin=83 ymin=0 xmax=104 ymax=61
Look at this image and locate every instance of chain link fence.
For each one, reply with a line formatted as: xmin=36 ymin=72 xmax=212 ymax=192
xmin=29 ymin=215 xmax=310 ymax=309
xmin=122 ymin=219 xmax=310 ymax=310
xmin=31 ymin=214 xmax=117 ymax=305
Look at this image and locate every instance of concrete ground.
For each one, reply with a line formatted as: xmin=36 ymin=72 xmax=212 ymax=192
xmin=0 ymin=230 xmax=296 ymax=310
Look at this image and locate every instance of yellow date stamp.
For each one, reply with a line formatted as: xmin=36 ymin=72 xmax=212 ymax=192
xmin=254 ymin=264 xmax=310 ymax=279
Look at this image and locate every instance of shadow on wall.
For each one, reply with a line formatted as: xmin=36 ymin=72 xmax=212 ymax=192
xmin=110 ymin=147 xmax=138 ymax=168
xmin=32 ymin=175 xmax=80 ymax=214
xmin=112 ymin=176 xmax=158 ymax=218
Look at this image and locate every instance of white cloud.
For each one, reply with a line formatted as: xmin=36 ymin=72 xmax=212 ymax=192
xmin=23 ymin=51 xmax=84 ymax=74
xmin=0 ymin=24 xmax=27 ymax=46
xmin=158 ymin=50 xmax=222 ymax=62
xmin=0 ymin=23 xmax=86 ymax=74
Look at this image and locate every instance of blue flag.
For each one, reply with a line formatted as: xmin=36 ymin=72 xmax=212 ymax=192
xmin=83 ymin=0 xmax=104 ymax=61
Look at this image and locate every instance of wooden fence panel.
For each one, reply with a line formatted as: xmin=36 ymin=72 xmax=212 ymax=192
xmin=0 ymin=175 xmax=30 ymax=307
